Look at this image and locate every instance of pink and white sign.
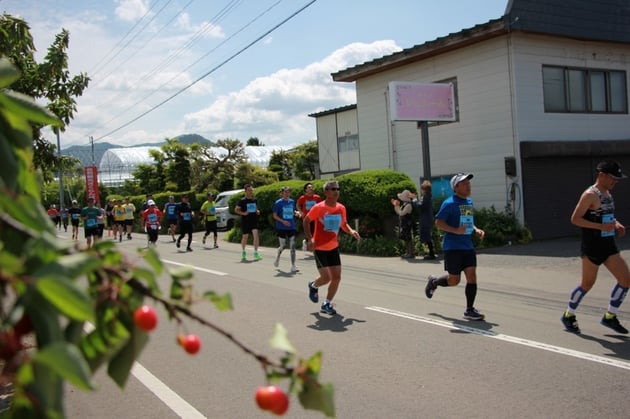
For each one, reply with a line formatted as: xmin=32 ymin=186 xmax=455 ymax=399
xmin=388 ymin=81 xmax=456 ymax=122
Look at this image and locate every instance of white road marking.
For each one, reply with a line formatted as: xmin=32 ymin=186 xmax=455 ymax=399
xmin=162 ymin=259 xmax=228 ymax=276
xmin=366 ymin=306 xmax=630 ymax=371
xmin=131 ymin=363 xmax=206 ymax=419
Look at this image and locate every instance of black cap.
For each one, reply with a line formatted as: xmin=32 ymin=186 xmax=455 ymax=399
xmin=597 ymin=161 xmax=627 ymax=180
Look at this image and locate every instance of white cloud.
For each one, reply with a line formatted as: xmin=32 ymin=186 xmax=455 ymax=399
xmin=183 ymin=41 xmax=401 ymax=144
xmin=115 ymin=0 xmax=150 ymax=22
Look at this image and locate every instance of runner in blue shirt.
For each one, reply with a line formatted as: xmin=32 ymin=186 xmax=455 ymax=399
xmin=163 ymin=195 xmax=178 ymax=242
xmin=272 ymin=186 xmax=299 ymax=273
xmin=424 ymin=173 xmax=486 ymax=320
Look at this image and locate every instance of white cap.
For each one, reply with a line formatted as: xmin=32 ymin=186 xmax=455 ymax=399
xmin=450 ymin=173 xmax=474 ymax=190
xmin=147 ymin=199 xmax=156 ymax=206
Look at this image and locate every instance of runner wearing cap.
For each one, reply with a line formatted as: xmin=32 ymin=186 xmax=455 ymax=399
xmin=424 ymin=172 xmax=486 ymax=320
xmin=142 ymin=199 xmax=163 ymax=247
xmin=200 ymin=192 xmax=219 ymax=248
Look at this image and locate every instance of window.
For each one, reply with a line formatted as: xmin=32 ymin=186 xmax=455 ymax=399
xmin=542 ymin=65 xmax=627 ymax=113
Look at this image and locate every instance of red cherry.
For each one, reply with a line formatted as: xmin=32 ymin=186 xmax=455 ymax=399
xmin=255 ymin=386 xmax=289 ymax=415
xmin=182 ymin=334 xmax=201 ymax=354
xmin=133 ymin=305 xmax=158 ymax=331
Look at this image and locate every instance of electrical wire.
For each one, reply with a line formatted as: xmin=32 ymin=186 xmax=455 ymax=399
xmin=93 ymin=0 xmax=318 ymax=142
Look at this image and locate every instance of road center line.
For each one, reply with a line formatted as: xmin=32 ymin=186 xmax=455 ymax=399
xmin=365 ymin=306 xmax=630 ymax=371
xmin=162 ymin=259 xmax=228 ymax=276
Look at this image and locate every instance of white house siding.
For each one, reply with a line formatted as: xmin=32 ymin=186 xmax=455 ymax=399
xmin=316 ymin=113 xmax=340 ymax=174
xmin=356 ymin=36 xmax=516 ymax=211
xmin=510 ymin=33 xmax=630 ymax=142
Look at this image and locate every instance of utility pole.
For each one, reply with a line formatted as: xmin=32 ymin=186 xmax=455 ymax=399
xmin=90 ymin=135 xmax=94 ymax=165
xmin=56 ymin=128 xmax=64 ymax=211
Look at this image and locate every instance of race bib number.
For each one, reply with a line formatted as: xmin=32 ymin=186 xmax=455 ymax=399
xmin=150 ymin=224 xmax=158 ymax=230
xmin=72 ymin=213 xmax=80 ymax=220
xmin=183 ymin=212 xmax=191 ymax=221
xmin=246 ymin=203 xmax=257 ymax=213
xmin=323 ymin=214 xmax=342 ymax=233
xmin=601 ymin=213 xmax=615 ymax=237
xmin=148 ymin=213 xmax=158 ymax=223
xmin=306 ymin=200 xmax=316 ymax=210
xmin=460 ymin=215 xmax=474 ymax=235
xmin=168 ymin=206 xmax=175 ymax=215
xmin=209 ymin=207 xmax=216 ymax=215
xmin=282 ymin=206 xmax=294 ymax=220
xmin=86 ymin=218 xmax=97 ymax=228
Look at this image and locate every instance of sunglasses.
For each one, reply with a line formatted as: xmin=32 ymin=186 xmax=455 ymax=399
xmin=327 ymin=187 xmax=340 ymax=191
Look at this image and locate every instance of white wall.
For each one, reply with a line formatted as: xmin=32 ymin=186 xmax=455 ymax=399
xmin=356 ymin=37 xmax=516 ymax=211
xmin=510 ymin=33 xmax=630 ymax=141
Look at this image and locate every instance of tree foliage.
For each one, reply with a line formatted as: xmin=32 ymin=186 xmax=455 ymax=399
xmin=0 ymin=13 xmax=90 ymax=182
xmin=0 ymin=58 xmax=335 ymax=418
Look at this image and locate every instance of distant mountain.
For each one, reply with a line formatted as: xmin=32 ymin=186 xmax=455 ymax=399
xmin=61 ymin=134 xmax=214 ymax=166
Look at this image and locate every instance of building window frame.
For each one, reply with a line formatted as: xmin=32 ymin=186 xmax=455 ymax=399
xmin=542 ymin=65 xmax=628 ymax=114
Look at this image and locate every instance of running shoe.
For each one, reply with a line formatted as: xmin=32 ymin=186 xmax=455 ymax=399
xmin=302 ymin=239 xmax=307 ymax=252
xmin=213 ymin=243 xmax=219 ymax=248
xmin=254 ymin=252 xmax=262 ymax=260
xmin=320 ymin=302 xmax=337 ymax=315
xmin=202 ymin=235 xmax=206 ymax=245
xmin=186 ymin=247 xmax=193 ymax=252
xmin=241 ymin=251 xmax=246 ymax=260
xmin=291 ymin=265 xmax=299 ymax=273
xmin=176 ymin=239 xmax=181 ymax=249
xmin=600 ymin=313 xmax=628 ymax=334
xmin=425 ymin=275 xmax=438 ymax=299
xmin=463 ymin=307 xmax=485 ymax=321
xmin=561 ymin=313 xmax=580 ymax=333
xmin=273 ymin=255 xmax=280 ymax=268
xmin=308 ymin=281 xmax=319 ymax=303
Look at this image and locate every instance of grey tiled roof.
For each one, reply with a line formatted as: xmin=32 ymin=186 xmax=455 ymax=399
xmin=332 ymin=0 xmax=630 ymax=82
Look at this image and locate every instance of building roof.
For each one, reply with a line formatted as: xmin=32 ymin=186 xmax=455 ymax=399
xmin=332 ymin=0 xmax=630 ymax=82
xmin=308 ymin=104 xmax=357 ymax=118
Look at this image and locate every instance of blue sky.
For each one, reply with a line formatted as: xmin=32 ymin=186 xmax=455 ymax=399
xmin=1 ymin=0 xmax=508 ymax=149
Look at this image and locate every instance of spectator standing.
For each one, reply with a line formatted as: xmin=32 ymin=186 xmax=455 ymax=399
xmin=200 ymin=193 xmax=219 ymax=248
xmin=235 ymin=184 xmax=262 ymax=261
xmin=176 ymin=194 xmax=194 ymax=252
xmin=272 ymin=186 xmax=299 ymax=273
xmin=304 ymin=180 xmax=361 ymax=315
xmin=391 ymin=190 xmax=415 ymax=258
xmin=410 ymin=180 xmax=437 ymax=260
xmin=424 ymin=173 xmax=486 ymax=321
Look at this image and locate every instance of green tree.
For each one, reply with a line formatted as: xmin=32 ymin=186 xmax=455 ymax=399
xmin=235 ymin=162 xmax=279 ymax=188
xmin=268 ymin=149 xmax=293 ymax=181
xmin=190 ymin=138 xmax=247 ymax=192
xmin=290 ymin=140 xmax=319 ymax=180
xmin=161 ymin=139 xmax=191 ymax=191
xmin=0 ymin=13 xmax=90 ymax=181
xmin=0 ymin=58 xmax=335 ymax=418
xmin=246 ymin=136 xmax=264 ymax=146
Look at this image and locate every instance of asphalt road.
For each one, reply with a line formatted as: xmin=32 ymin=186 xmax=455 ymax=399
xmin=63 ymin=229 xmax=630 ymax=419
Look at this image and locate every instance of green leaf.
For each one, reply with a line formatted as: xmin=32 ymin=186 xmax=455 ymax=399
xmin=141 ymin=246 xmax=163 ymax=276
xmin=298 ymin=381 xmax=336 ymax=418
xmin=0 ymin=58 xmax=21 ymax=87
xmin=169 ymin=266 xmax=193 ymax=281
xmin=35 ymin=277 xmax=94 ymax=322
xmin=32 ymin=342 xmax=96 ymax=391
xmin=108 ymin=329 xmax=149 ymax=388
xmin=202 ymin=290 xmax=233 ymax=311
xmin=132 ymin=266 xmax=161 ymax=295
xmin=0 ymin=88 xmax=61 ymax=127
xmin=268 ymin=323 xmax=297 ymax=355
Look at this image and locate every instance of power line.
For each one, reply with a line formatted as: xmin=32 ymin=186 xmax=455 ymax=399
xmin=93 ymin=0 xmax=318 ymax=143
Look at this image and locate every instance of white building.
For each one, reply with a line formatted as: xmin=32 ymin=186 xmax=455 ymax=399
xmin=98 ymin=145 xmax=290 ymax=187
xmin=312 ymin=0 xmax=630 ymax=239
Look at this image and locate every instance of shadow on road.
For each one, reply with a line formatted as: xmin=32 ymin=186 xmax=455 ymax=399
xmin=307 ymin=313 xmax=366 ymax=332
xmin=430 ymin=313 xmax=499 ymax=334
xmin=479 ymin=236 xmax=630 ymax=258
xmin=574 ymin=333 xmax=630 ymax=361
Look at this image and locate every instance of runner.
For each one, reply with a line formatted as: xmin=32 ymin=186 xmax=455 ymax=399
xmin=304 ymin=180 xmax=360 ymax=315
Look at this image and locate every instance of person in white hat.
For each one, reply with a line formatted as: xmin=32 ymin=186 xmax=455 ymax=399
xmin=391 ymin=189 xmax=415 ymax=258
xmin=142 ymin=199 xmax=163 ymax=247
xmin=424 ymin=173 xmax=486 ymax=320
